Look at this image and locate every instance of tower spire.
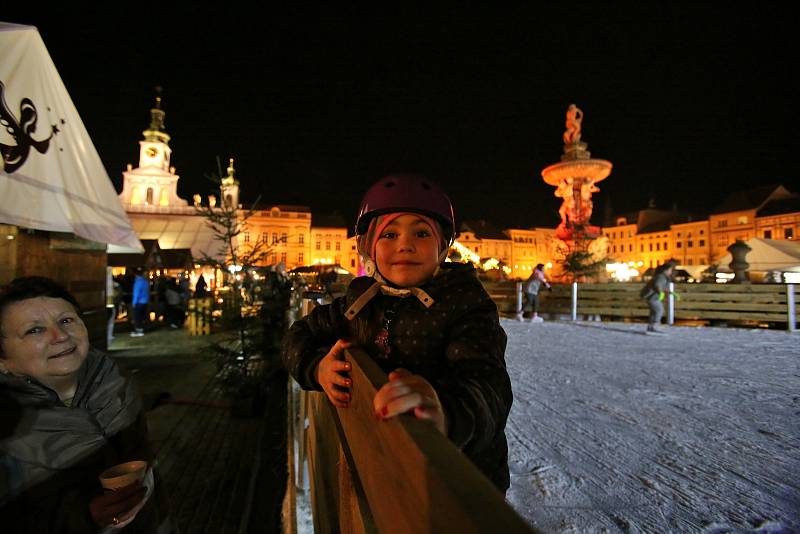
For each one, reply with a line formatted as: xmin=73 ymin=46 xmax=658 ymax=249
xmin=143 ymin=89 xmax=170 ymax=144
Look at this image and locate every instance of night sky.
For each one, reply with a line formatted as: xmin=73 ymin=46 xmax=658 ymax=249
xmin=5 ymin=5 xmax=798 ymax=231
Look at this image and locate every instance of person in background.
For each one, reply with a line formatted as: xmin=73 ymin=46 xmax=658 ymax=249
xmin=164 ymin=278 xmax=184 ymax=329
xmin=520 ymin=263 xmax=550 ymax=323
xmin=283 ymin=175 xmax=512 ymax=493
xmin=194 ymin=273 xmax=208 ymax=299
xmin=640 ymin=259 xmax=677 ymax=334
xmin=131 ymin=267 xmax=150 ymax=337
xmin=0 ymin=276 xmax=172 ymax=532
xmin=107 ymin=277 xmax=122 ymax=347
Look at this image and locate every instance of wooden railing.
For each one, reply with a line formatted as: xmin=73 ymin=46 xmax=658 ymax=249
xmin=287 ymin=346 xmax=539 ymax=534
xmin=482 ymin=280 xmax=798 ymax=330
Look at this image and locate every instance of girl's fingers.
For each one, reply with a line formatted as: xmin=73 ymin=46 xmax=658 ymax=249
xmin=388 ymin=368 xmax=412 ymax=381
xmin=333 ymin=374 xmax=352 ymax=388
xmin=382 ymin=392 xmax=428 ymax=418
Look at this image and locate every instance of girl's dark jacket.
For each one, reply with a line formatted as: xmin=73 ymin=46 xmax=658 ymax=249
xmin=0 ymin=349 xmax=168 ymax=533
xmin=283 ymin=262 xmax=512 ymax=491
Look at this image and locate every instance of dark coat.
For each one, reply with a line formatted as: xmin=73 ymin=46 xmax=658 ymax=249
xmin=283 ymin=262 xmax=512 ymax=490
xmin=0 ymin=349 xmax=167 ymax=533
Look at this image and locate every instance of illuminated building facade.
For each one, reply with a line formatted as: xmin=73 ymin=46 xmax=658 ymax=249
xmin=247 ymin=205 xmax=312 ymax=269
xmin=309 ymin=214 xmax=360 ymax=273
xmin=670 ymin=220 xmax=711 ymax=267
xmin=709 ymin=185 xmax=794 ymax=262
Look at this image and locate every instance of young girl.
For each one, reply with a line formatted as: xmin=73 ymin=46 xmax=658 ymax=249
xmin=283 ymin=175 xmax=512 ymax=491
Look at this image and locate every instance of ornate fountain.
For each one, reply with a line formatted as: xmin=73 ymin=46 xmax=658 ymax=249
xmin=541 ymin=104 xmax=612 ymax=243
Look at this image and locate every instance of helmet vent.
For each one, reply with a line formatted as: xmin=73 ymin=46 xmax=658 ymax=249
xmin=421 ymin=182 xmax=431 ymax=190
xmin=385 ymin=181 xmax=396 ymax=188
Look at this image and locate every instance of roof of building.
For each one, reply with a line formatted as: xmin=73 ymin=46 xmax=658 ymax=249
xmin=250 ymin=203 xmax=312 ymax=213
xmin=160 ymin=248 xmax=194 ymax=269
xmin=756 ymin=195 xmax=800 ymax=217
xmin=614 ymin=209 xmax=690 ymax=235
xmin=711 ymin=185 xmax=792 ymax=214
xmin=458 ymin=220 xmax=510 ymax=240
xmin=108 ymin=239 xmax=162 ymax=268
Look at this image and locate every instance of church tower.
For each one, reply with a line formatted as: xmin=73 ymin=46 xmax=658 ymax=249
xmin=220 ymin=158 xmax=240 ymax=209
xmin=119 ymin=96 xmax=188 ymax=209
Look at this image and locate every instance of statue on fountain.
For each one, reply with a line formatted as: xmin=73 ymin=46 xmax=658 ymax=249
xmin=563 ymin=104 xmax=583 ymax=145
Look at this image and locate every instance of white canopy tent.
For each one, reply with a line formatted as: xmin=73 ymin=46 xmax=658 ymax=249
xmin=0 ymin=22 xmax=142 ymax=251
xmin=714 ymin=238 xmax=800 ymax=273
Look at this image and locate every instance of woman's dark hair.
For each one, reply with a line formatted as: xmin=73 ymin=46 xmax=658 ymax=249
xmin=0 ymin=277 xmax=81 ymax=333
xmin=535 ymin=263 xmax=545 ymax=271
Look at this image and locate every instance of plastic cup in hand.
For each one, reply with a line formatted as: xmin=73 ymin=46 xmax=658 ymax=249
xmin=99 ymin=461 xmax=148 ymax=491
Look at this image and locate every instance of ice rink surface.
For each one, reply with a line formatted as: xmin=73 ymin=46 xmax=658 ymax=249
xmin=503 ymin=319 xmax=799 ymax=533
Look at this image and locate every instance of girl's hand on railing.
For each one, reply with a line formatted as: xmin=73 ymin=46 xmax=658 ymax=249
xmin=374 ymin=368 xmax=447 ymax=435
xmin=315 ymin=339 xmax=353 ymax=408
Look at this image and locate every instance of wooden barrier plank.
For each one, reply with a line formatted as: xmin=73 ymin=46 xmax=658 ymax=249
xmin=677 ymin=284 xmax=787 ymax=293
xmin=675 ymin=302 xmax=787 ymax=312
xmin=577 ymin=307 xmax=651 ymax=317
xmin=306 ymin=392 xmax=347 ymax=534
xmin=321 ymin=348 xmax=540 ymax=534
xmin=674 ymin=310 xmax=787 ymax=322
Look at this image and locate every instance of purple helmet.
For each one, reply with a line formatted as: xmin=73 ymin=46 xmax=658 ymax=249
xmin=355 ymin=175 xmax=455 ymax=244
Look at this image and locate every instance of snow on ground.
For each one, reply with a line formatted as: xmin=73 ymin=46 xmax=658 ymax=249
xmin=502 ymin=319 xmax=799 ymax=534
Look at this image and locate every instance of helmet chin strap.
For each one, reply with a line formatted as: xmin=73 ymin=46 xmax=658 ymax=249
xmin=344 ymin=263 xmax=437 ymax=321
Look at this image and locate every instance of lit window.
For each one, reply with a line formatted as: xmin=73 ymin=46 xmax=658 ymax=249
xmin=737 ymin=216 xmax=748 ymax=225
xmin=281 ymin=232 xmax=287 ymax=243
xmin=335 ymin=242 xmax=341 ymax=251
xmin=299 ymin=234 xmax=304 ymax=244
xmin=316 ymin=242 xmax=321 ymax=250
xmin=281 ymin=252 xmax=287 ymax=263
xmin=718 ymin=220 xmax=728 ymax=228
xmin=298 ymin=252 xmax=304 ymax=264
xmin=326 ymin=242 xmax=331 ymax=250
xmin=244 ymin=232 xmax=250 ymax=243
xmin=664 ymin=243 xmax=668 ymax=251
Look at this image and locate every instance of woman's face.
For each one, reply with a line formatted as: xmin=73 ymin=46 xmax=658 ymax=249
xmin=375 ymin=214 xmax=440 ymax=287
xmin=0 ymin=297 xmax=89 ymax=387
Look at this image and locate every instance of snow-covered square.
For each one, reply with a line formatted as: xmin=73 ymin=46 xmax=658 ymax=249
xmin=503 ymin=319 xmax=799 ymax=533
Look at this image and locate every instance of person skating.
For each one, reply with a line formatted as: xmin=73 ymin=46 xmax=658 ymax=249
xmin=640 ymin=259 xmax=677 ymax=334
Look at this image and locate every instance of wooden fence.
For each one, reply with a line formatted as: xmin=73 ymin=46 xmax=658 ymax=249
xmin=286 ymin=347 xmax=539 ymax=533
xmin=482 ymin=281 xmax=798 ymax=330
xmin=187 ymin=297 xmax=213 ymax=335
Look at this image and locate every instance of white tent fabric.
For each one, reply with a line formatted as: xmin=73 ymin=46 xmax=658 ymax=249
xmin=0 ymin=22 xmax=142 ymax=251
xmin=714 ymin=238 xmax=800 ymax=272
